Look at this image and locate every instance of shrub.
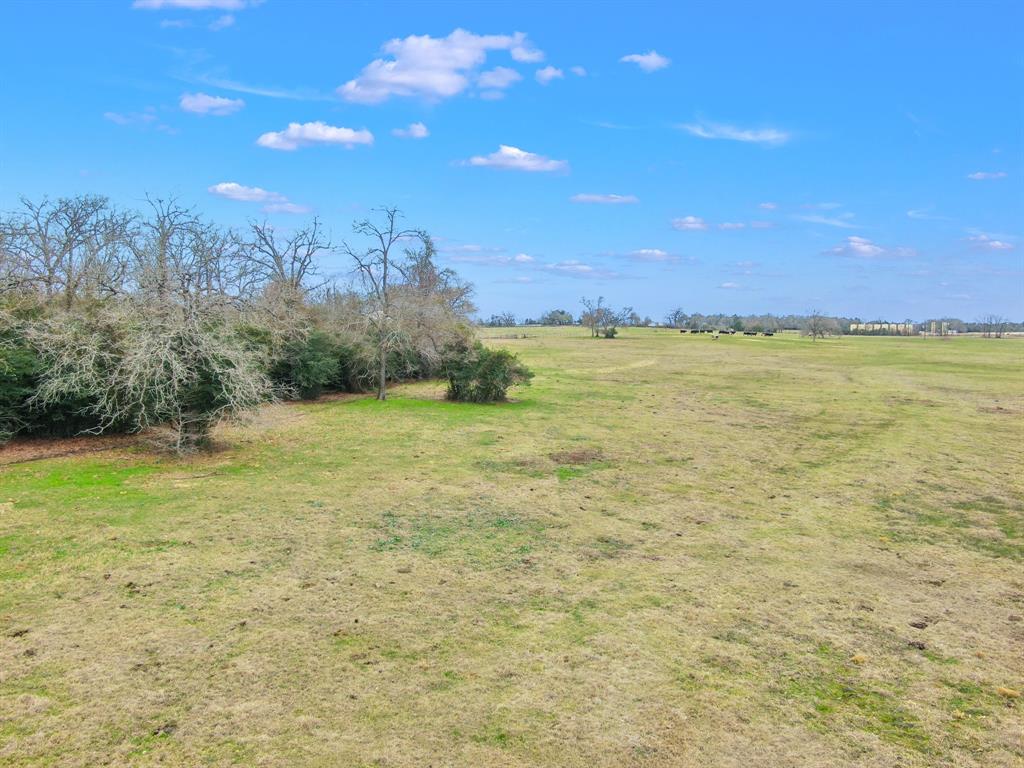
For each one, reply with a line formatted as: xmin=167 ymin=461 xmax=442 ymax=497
xmin=274 ymin=330 xmax=341 ymax=400
xmin=602 ymin=326 xmax=618 ymax=339
xmin=443 ymin=341 xmax=533 ymax=403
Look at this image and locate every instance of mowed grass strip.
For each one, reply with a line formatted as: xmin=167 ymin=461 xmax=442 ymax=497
xmin=1 ymin=329 xmax=1021 ymax=767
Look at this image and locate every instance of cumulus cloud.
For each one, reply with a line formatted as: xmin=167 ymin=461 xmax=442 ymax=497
xmin=967 ymin=171 xmax=1007 ymax=180
xmin=256 ymin=121 xmax=373 ymax=151
xmin=179 ymin=92 xmax=244 ymax=115
xmin=827 ymin=235 xmax=913 ymax=259
xmin=680 ymin=120 xmax=790 ymax=145
xmin=392 ymin=121 xmax=429 ymax=139
xmin=671 ymin=216 xmax=707 ymax=231
xmin=619 ymin=50 xmax=670 ymax=72
xmin=535 ymin=66 xmax=564 ymax=85
xmin=967 ymin=233 xmax=1014 ymax=250
xmin=570 ymin=193 xmax=638 ymax=204
xmin=338 ymin=29 xmax=542 ymax=103
xmin=208 ymin=181 xmax=309 ymax=214
xmin=464 ymin=145 xmax=568 ymax=172
xmin=477 ymin=66 xmax=521 ymax=90
xmin=207 ymin=182 xmax=284 ymax=203
xmin=133 ymin=0 xmax=245 ymax=8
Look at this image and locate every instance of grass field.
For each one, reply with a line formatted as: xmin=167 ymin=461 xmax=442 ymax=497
xmin=1 ymin=328 xmax=1022 ymax=767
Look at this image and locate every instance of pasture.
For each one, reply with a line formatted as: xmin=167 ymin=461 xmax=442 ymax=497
xmin=1 ymin=328 xmax=1022 ymax=767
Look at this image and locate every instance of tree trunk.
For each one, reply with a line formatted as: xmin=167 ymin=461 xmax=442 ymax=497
xmin=377 ymin=347 xmax=387 ymax=400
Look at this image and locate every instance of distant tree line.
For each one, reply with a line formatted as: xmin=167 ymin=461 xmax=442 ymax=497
xmin=482 ymin=305 xmax=1022 ymax=337
xmin=0 ymin=196 xmax=531 ymax=451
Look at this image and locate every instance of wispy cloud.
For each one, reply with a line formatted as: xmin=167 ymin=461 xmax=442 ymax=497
xmin=794 ymin=212 xmax=856 ymax=228
xmin=209 ymin=13 xmax=234 ymax=30
xmin=570 ymin=66 xmax=587 ymax=77
xmin=680 ymin=120 xmax=790 ymax=145
xmin=133 ymin=0 xmax=247 ymax=9
xmin=570 ymin=193 xmax=638 ymax=204
xmin=967 ymin=171 xmax=1007 ymax=180
xmin=759 ymin=202 xmax=777 ymax=210
xmin=627 ymin=248 xmax=679 ymax=262
xmin=464 ymin=145 xmax=568 ymax=172
xmin=179 ymin=92 xmax=244 ymax=115
xmin=966 ymin=233 xmax=1014 ymax=251
xmin=256 ymin=121 xmax=373 ymax=151
xmin=619 ymin=50 xmax=670 ymax=72
xmin=392 ymin=122 xmax=429 ymax=139
xmin=671 ymin=216 xmax=707 ymax=231
xmin=718 ymin=282 xmax=741 ymax=289
xmin=338 ymin=29 xmax=542 ymax=103
xmin=542 ymin=260 xmax=622 ymax=279
xmin=718 ymin=222 xmax=746 ymax=230
xmin=826 ymin=235 xmax=914 ymax=259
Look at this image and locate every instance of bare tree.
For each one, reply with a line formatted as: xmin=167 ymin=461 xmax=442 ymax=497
xmin=246 ymin=218 xmax=329 ymax=293
xmin=979 ymin=313 xmax=1007 ymax=338
xmin=803 ymin=309 xmax=839 ymax=341
xmin=581 ymin=296 xmax=630 ymax=338
xmin=0 ymin=195 xmax=134 ymax=306
xmin=341 ymin=207 xmax=423 ymax=400
xmin=665 ymin=307 xmax=687 ymax=328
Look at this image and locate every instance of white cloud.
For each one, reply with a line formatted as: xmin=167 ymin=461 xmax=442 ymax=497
xmin=719 ymin=282 xmax=740 ymax=289
xmin=629 ymin=248 xmax=677 ymax=262
xmin=535 ymin=66 xmax=564 ymax=85
xmin=570 ymin=193 xmax=638 ymax=204
xmin=179 ymin=92 xmax=244 ymax=115
xmin=133 ymin=0 xmax=246 ymax=8
xmin=967 ymin=171 xmax=1007 ymax=180
xmin=104 ymin=110 xmax=155 ymax=125
xmin=802 ymin=202 xmax=842 ymax=210
xmin=392 ymin=121 xmax=429 ymax=139
xmin=827 ymin=235 xmax=913 ymax=259
xmin=967 ymin=233 xmax=1014 ymax=251
xmin=511 ymin=44 xmax=544 ymax=63
xmin=672 ymin=216 xmax=707 ymax=231
xmin=208 ymin=182 xmax=309 ymax=215
xmin=513 ymin=253 xmax=534 ymax=263
xmin=718 ymin=222 xmax=746 ymax=230
xmin=262 ymin=202 xmax=312 ymax=215
xmin=464 ymin=145 xmax=568 ymax=172
xmin=619 ymin=50 xmax=670 ymax=72
xmin=680 ymin=120 xmax=790 ymax=145
xmin=207 ymin=182 xmax=284 ymax=203
xmin=543 ymin=260 xmax=620 ymax=279
xmin=759 ymin=202 xmax=777 ymax=210
xmin=794 ymin=213 xmax=856 ymax=228
xmin=209 ymin=13 xmax=234 ymax=30
xmin=570 ymin=66 xmax=587 ymax=77
xmin=477 ymin=66 xmax=521 ymax=90
xmin=338 ymin=29 xmax=543 ymax=103
xmin=257 ymin=121 xmax=373 ymax=151
xmin=159 ymin=19 xmax=191 ymax=28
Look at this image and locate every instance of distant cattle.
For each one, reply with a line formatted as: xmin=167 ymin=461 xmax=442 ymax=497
xmin=762 ymin=331 xmax=775 ymax=336
xmin=743 ymin=331 xmax=757 ymax=336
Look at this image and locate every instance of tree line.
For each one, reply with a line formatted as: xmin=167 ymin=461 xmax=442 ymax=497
xmin=0 ymin=196 xmax=531 ymax=451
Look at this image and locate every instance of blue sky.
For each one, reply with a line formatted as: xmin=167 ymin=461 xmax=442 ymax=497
xmin=2 ymin=1 xmax=1021 ymax=320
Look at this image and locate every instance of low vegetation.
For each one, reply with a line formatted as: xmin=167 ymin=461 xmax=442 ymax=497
xmin=1 ymin=328 xmax=1020 ymax=767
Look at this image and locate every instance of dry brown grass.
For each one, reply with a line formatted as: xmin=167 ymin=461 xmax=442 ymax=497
xmin=1 ymin=328 xmax=1021 ymax=766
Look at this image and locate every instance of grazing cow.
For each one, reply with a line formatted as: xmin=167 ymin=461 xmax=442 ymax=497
xmin=744 ymin=331 xmax=756 ymax=336
xmin=763 ymin=331 xmax=775 ymax=336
